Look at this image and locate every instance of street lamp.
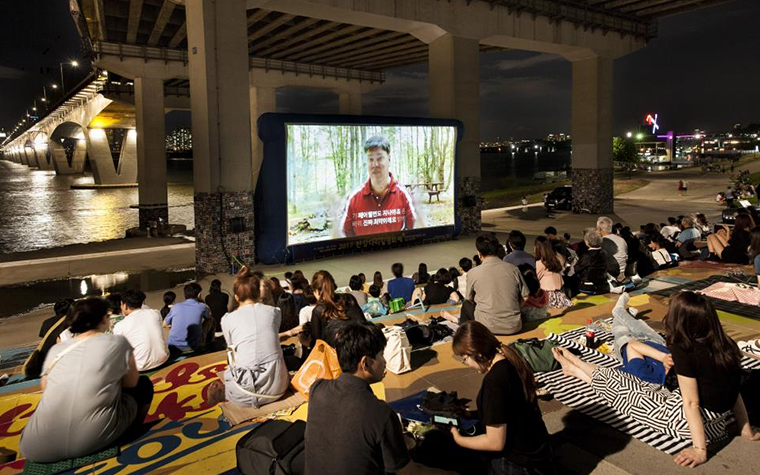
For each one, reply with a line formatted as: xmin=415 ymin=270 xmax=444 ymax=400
xmin=59 ymin=60 xmax=80 ymax=93
xmin=626 ymin=132 xmax=632 ymax=138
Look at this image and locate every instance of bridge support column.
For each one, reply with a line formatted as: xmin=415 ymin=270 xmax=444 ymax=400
xmin=428 ymin=34 xmax=481 ymax=234
xmin=187 ymin=0 xmax=254 ymax=273
xmin=570 ymin=55 xmax=614 ymax=214
xmin=250 ymin=86 xmax=276 ymax=189
xmin=338 ymin=92 xmax=362 ymax=115
xmin=34 ymin=146 xmax=54 ymax=170
xmin=135 ymin=76 xmax=169 ymax=229
xmin=20 ymin=147 xmax=30 ymax=166
xmin=88 ymin=128 xmax=137 ymax=184
xmin=51 ymin=140 xmax=86 ymax=174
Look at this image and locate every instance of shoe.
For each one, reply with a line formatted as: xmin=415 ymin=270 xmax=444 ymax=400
xmin=0 ymin=374 xmax=8 ymax=387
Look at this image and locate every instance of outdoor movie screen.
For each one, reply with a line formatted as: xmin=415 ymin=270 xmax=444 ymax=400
xmin=286 ymin=124 xmax=457 ymax=246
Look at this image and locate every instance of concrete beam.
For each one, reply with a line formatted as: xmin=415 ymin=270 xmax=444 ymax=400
xmin=248 ymin=13 xmax=296 ymax=43
xmin=304 ymin=31 xmax=409 ymax=64
xmin=338 ymin=92 xmax=361 ymax=115
xmin=269 ymin=24 xmax=363 ymax=59
xmin=168 ymin=22 xmax=187 ymax=47
xmin=93 ymin=0 xmax=107 ymax=40
xmin=147 ymin=0 xmax=177 ymax=46
xmin=250 ymin=86 xmax=276 ymax=189
xmin=126 ymin=0 xmax=144 ymax=44
xmin=95 ymin=55 xmax=190 ymax=80
xmin=250 ymin=17 xmax=320 ymax=52
xmin=254 ymin=21 xmax=340 ymax=57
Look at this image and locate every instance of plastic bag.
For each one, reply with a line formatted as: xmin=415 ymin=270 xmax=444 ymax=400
xmin=290 ymin=339 xmax=341 ymax=399
xmin=382 ymin=326 xmax=412 ymax=374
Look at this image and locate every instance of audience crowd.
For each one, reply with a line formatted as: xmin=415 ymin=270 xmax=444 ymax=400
xmin=12 ymin=203 xmax=760 ymax=474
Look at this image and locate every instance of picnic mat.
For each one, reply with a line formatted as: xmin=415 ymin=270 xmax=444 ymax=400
xmin=537 ymin=320 xmax=760 ymax=455
xmin=21 ymin=447 xmax=119 ymax=475
xmin=219 ymin=389 xmax=306 ymax=426
xmin=650 ymin=274 xmax=760 ymax=320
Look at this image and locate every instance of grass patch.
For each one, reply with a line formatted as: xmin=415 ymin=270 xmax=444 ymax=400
xmin=483 ymin=176 xmax=650 ymax=209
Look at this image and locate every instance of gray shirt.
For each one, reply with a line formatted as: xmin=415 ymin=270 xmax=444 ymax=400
xmin=466 ymin=256 xmax=529 ymax=335
xmin=20 ymin=334 xmax=137 ymax=463
xmin=603 ymin=234 xmax=628 ymax=279
xmin=222 ymin=303 xmax=289 ymax=408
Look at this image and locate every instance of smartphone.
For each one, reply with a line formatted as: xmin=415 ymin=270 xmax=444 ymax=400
xmin=432 ymin=415 xmax=459 ymax=427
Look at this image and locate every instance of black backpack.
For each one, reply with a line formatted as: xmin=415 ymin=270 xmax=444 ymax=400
xmin=236 ymin=420 xmax=306 ymax=475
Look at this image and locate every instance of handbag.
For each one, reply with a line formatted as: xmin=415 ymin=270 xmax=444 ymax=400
xmin=508 ymin=338 xmax=560 ymax=373
xmin=290 ymin=339 xmax=341 ymax=399
xmin=236 ymin=419 xmax=305 ymax=475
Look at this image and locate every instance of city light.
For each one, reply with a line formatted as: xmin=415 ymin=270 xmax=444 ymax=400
xmin=636 ymin=133 xmax=644 ymax=140
xmin=51 ymin=84 xmax=58 ymax=89
xmin=626 ymin=132 xmax=632 ymax=138
xmin=72 ymin=61 xmax=79 ymax=67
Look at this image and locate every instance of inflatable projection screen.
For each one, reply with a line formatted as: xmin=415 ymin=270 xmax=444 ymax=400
xmin=255 ymin=114 xmax=462 ymax=264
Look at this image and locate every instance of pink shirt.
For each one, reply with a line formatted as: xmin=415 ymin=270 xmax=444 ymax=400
xmin=536 ymin=258 xmax=564 ymax=291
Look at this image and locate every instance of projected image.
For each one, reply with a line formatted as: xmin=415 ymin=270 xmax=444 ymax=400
xmin=287 ymin=124 xmax=457 ymax=245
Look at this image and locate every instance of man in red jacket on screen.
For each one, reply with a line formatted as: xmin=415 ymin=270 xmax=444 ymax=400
xmin=341 ymin=135 xmax=417 ymax=237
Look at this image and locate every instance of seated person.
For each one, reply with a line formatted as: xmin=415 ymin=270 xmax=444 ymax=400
xmin=38 ymin=298 xmax=74 ymax=339
xmin=413 ymin=268 xmax=460 ymax=306
xmin=518 ymin=263 xmax=549 ymax=322
xmin=310 ymin=270 xmax=364 ymax=345
xmin=448 ymin=321 xmax=553 ymax=475
xmin=361 ymin=284 xmax=388 ymax=318
xmin=752 ymin=226 xmax=760 ymax=290
xmin=20 ymin=298 xmax=154 ymax=463
xmin=24 ymin=298 xmax=75 ymax=379
xmin=610 ymin=293 xmax=672 ymax=385
xmin=305 ymin=321 xmax=434 ymax=475
xmin=504 ymin=230 xmax=536 ymax=269
xmin=575 ymin=228 xmax=611 ymax=294
xmin=675 ymin=216 xmax=704 ymax=259
xmin=208 ymin=268 xmax=289 ymax=408
xmin=387 ymin=262 xmax=416 ymax=303
xmin=707 ymin=214 xmax=754 ymax=264
xmin=553 ymin=292 xmax=759 ymax=468
xmin=114 ymin=289 xmax=170 ymax=372
xmin=160 ymin=290 xmax=176 ymax=319
xmin=412 ymin=262 xmax=430 ymax=285
xmin=163 ymin=282 xmax=212 ymax=351
xmin=205 ymin=279 xmax=230 ymax=333
xmin=645 ymin=234 xmax=677 ymax=269
xmin=347 ymin=274 xmax=369 ymax=307
xmin=457 ymin=257 xmax=473 ymax=297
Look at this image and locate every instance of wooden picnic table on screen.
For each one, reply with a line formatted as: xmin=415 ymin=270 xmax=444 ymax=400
xmin=404 ymin=182 xmax=444 ymax=202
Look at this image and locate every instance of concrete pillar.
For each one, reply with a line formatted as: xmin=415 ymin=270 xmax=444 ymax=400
xmin=51 ymin=140 xmax=86 ymax=174
xmin=26 ymin=146 xmax=40 ymax=168
xmin=338 ymin=92 xmax=362 ymax=115
xmin=135 ymin=76 xmax=169 ymax=229
xmin=87 ymin=128 xmax=138 ymax=185
xmin=20 ymin=147 xmax=30 ymax=166
xmin=570 ymin=55 xmax=614 ymax=214
xmin=428 ymin=34 xmax=481 ymax=234
xmin=187 ymin=0 xmax=254 ymax=273
xmin=34 ymin=144 xmax=54 ymax=170
xmin=250 ymin=86 xmax=276 ymax=189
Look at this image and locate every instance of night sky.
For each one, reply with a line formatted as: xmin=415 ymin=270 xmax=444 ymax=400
xmin=1 ymin=0 xmax=758 ymax=140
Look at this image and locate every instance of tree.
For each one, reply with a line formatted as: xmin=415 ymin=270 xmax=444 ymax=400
xmin=613 ymin=136 xmax=639 ymax=178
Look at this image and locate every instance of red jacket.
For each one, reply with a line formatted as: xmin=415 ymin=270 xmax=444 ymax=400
xmin=341 ymin=174 xmax=417 ymax=237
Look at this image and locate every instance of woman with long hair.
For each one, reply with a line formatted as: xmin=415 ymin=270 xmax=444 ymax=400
xmin=751 ymin=226 xmax=760 ymax=290
xmin=372 ymin=271 xmax=385 ymax=293
xmin=449 ymin=321 xmax=553 ymax=475
xmin=310 ymin=270 xmax=363 ymax=345
xmin=553 ymin=292 xmax=759 ymax=468
xmin=534 ymin=236 xmax=572 ymax=308
xmin=208 ymin=267 xmax=295 ymax=408
xmin=205 ymin=278 xmax=230 ymax=333
xmin=707 ymin=213 xmax=755 ymax=263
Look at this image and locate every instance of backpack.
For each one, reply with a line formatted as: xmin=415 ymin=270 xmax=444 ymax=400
xmin=508 ymin=338 xmax=560 ymax=373
xmin=382 ymin=326 xmax=412 ymax=374
xmin=236 ymin=419 xmax=306 ymax=475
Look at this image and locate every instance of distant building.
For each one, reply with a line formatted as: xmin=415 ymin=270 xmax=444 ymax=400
xmin=166 ymin=126 xmax=192 ymax=152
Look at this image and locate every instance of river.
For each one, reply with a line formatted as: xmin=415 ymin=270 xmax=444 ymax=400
xmin=0 ymin=160 xmax=195 ymax=255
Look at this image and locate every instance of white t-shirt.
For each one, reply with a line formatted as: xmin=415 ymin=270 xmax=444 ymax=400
xmin=660 ymin=225 xmax=680 ymax=240
xmin=299 ymin=305 xmax=315 ymax=325
xmin=457 ymin=272 xmax=468 ymax=297
xmin=113 ymin=307 xmax=170 ymax=372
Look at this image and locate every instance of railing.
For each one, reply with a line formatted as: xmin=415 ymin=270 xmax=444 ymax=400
xmin=93 ymin=41 xmax=188 ymax=64
xmin=249 ymin=57 xmax=385 ymax=83
xmin=101 ymin=82 xmax=191 ymax=97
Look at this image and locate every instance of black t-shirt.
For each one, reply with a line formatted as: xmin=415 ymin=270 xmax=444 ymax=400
xmin=670 ymin=343 xmax=741 ymax=413
xmin=476 ymin=359 xmax=551 ymax=467
xmin=305 ymin=374 xmax=410 ymax=475
xmin=39 ymin=315 xmax=62 ymax=338
xmin=310 ymin=293 xmax=364 ymax=345
xmin=205 ymin=292 xmax=230 ymax=329
xmin=423 ymin=282 xmax=452 ymax=306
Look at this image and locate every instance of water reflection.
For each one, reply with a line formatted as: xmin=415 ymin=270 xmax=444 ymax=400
xmin=0 ymin=161 xmax=194 ymax=254
xmin=0 ymin=268 xmax=196 ymax=319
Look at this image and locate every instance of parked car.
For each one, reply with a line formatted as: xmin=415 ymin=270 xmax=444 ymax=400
xmin=544 ymin=185 xmax=572 ymax=211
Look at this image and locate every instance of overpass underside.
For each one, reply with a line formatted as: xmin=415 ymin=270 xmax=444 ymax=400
xmin=2 ymin=0 xmax=736 ymax=273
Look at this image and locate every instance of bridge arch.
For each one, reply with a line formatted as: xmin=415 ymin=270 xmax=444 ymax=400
xmin=50 ymin=122 xmax=87 ymax=174
xmin=31 ymin=132 xmax=54 ymax=170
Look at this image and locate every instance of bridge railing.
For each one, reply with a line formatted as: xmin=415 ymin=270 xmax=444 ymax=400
xmin=93 ymin=41 xmax=189 ymax=64
xmin=249 ymin=57 xmax=384 ymax=83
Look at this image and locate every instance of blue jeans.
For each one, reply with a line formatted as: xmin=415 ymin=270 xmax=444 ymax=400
xmin=611 ymin=306 xmax=666 ymax=363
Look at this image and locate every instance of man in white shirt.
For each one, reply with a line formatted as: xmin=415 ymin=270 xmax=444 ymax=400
xmin=114 ymin=289 xmax=170 ymax=372
xmin=597 ymin=216 xmax=628 ymax=281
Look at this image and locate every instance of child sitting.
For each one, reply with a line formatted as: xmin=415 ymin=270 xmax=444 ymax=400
xmin=361 ymin=284 xmax=388 ymax=318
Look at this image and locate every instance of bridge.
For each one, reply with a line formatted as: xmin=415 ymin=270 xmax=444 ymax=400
xmin=0 ymin=0 xmax=736 ymax=273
